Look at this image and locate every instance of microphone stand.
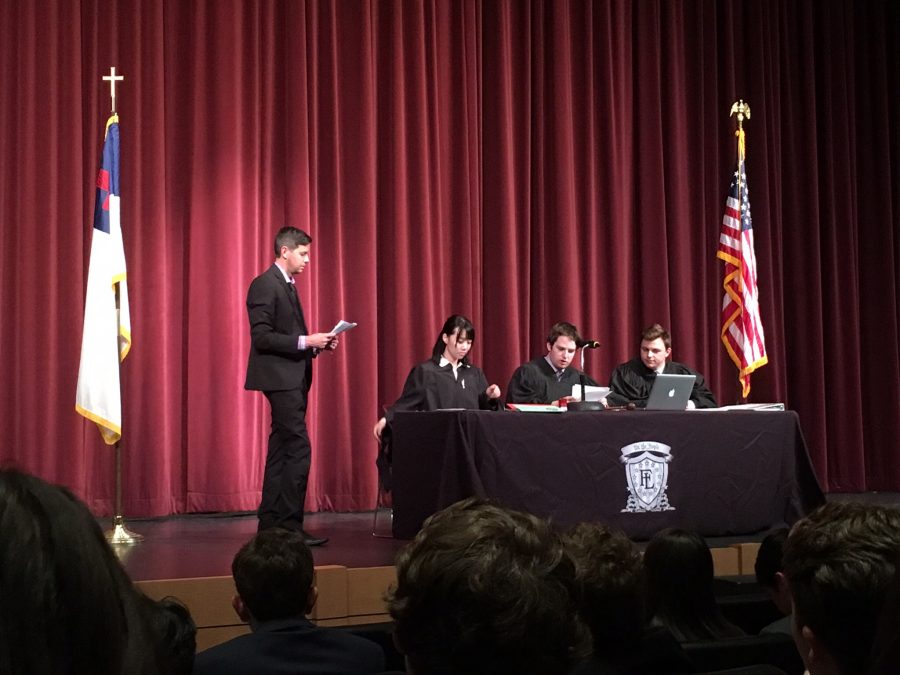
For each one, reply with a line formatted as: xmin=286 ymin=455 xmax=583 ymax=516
xmin=567 ymin=344 xmax=604 ymax=412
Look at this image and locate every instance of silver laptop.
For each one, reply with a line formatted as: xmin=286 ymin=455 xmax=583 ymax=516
xmin=645 ymin=373 xmax=696 ymax=410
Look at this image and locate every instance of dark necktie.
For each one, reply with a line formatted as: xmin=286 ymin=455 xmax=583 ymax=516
xmin=286 ymin=281 xmax=307 ymax=333
xmin=556 ymin=369 xmax=565 ymax=382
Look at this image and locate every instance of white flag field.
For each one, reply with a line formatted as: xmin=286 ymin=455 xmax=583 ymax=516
xmin=75 ymin=115 xmax=131 ymax=444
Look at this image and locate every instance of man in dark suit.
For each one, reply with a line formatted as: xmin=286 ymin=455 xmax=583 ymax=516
xmin=245 ymin=227 xmax=337 ymax=544
xmin=193 ymin=529 xmax=386 ymax=675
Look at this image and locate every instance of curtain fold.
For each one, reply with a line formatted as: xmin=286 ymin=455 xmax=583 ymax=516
xmin=0 ymin=0 xmax=897 ymax=516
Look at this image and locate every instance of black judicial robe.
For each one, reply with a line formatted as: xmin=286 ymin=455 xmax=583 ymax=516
xmin=506 ymin=356 xmax=599 ymax=404
xmin=607 ymin=357 xmax=718 ymax=409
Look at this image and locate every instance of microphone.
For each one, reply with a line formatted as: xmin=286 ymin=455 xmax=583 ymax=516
xmin=577 ymin=339 xmax=601 ymax=349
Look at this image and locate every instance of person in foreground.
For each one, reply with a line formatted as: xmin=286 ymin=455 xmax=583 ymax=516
xmin=245 ymin=226 xmax=338 ymax=545
xmin=506 ymin=321 xmax=599 ymax=404
xmin=643 ymin=528 xmax=746 ymax=642
xmin=387 ymin=497 xmax=589 ymax=675
xmin=607 ymin=323 xmax=717 ymax=408
xmin=193 ymin=528 xmax=385 ymax=675
xmin=0 ymin=468 xmax=161 ymax=674
xmin=754 ymin=528 xmax=793 ymax=636
xmin=373 ymin=314 xmax=501 ymax=444
xmin=782 ymin=501 xmax=900 ymax=675
xmin=563 ymin=522 xmax=694 ymax=675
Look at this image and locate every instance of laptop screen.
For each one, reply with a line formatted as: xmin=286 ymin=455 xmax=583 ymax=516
xmin=645 ymin=373 xmax=696 ymax=410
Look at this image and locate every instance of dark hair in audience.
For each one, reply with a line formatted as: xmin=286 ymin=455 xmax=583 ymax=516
xmin=643 ymin=528 xmax=745 ymax=642
xmin=754 ymin=527 xmax=789 ymax=589
xmin=138 ymin=594 xmax=197 ymax=675
xmin=547 ymin=322 xmax=582 ymax=346
xmin=641 ymin=323 xmax=672 ymax=348
xmin=563 ymin=522 xmax=645 ymax=649
xmin=232 ymin=528 xmax=315 ymax=622
xmin=867 ymin=550 xmax=900 ymax=675
xmin=388 ymin=498 xmax=589 ymax=675
xmin=0 ymin=468 xmax=159 ymax=675
xmin=273 ymin=226 xmax=312 ymax=257
xmin=783 ymin=502 xmax=900 ymax=675
xmin=431 ymin=314 xmax=476 ymax=363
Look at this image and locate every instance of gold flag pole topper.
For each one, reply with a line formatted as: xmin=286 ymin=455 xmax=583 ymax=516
xmin=98 ymin=67 xmax=143 ymax=546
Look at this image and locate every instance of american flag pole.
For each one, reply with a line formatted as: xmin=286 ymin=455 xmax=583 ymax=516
xmin=717 ymin=100 xmax=768 ymax=402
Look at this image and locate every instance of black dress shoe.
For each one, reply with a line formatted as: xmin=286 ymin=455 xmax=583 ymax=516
xmin=301 ymin=530 xmax=328 ymax=546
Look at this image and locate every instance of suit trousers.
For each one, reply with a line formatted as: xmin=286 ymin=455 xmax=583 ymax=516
xmin=260 ymin=387 xmax=311 ymax=531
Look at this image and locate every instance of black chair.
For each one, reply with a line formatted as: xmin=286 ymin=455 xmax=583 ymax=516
xmin=682 ymin=632 xmax=804 ymax=675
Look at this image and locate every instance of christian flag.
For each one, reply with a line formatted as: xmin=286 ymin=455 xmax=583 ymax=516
xmin=717 ymin=129 xmax=767 ymax=398
xmin=75 ymin=115 xmax=131 ymax=444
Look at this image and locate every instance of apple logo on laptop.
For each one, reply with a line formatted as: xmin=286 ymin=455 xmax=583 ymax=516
xmin=667 ymin=388 xmax=675 ymax=398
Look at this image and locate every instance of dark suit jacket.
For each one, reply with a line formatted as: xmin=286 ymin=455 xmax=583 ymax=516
xmin=245 ymin=264 xmax=313 ymax=393
xmin=192 ymin=617 xmax=386 ymax=675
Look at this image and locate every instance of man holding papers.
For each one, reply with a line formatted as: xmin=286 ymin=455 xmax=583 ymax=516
xmin=607 ymin=323 xmax=717 ymax=409
xmin=245 ymin=227 xmax=338 ymax=545
xmin=506 ymin=322 xmax=600 ymax=404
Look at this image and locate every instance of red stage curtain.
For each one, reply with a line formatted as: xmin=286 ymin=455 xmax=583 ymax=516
xmin=0 ymin=0 xmax=897 ymax=517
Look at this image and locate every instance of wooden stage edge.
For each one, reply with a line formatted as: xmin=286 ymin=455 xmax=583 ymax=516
xmin=114 ymin=510 xmax=783 ymax=652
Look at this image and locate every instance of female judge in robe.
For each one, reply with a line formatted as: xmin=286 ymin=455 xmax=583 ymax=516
xmin=373 ymin=315 xmax=501 ymax=487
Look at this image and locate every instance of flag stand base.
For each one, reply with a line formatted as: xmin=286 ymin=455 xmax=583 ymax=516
xmin=105 ymin=515 xmax=143 ymax=544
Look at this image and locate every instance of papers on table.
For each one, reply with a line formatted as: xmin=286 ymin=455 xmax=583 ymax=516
xmin=571 ymin=384 xmax=611 ymax=402
xmin=506 ymin=403 xmax=565 ymax=413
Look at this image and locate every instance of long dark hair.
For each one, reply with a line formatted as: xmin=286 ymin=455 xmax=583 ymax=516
xmin=0 ymin=469 xmax=160 ymax=674
xmin=643 ymin=528 xmax=745 ymax=642
xmin=431 ymin=314 xmax=476 ymax=365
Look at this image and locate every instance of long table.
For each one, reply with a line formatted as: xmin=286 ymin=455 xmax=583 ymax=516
xmin=390 ymin=409 xmax=825 ymax=540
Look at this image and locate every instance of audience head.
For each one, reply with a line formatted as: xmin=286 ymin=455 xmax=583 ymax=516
xmin=643 ymin=527 xmax=744 ymax=642
xmin=639 ymin=324 xmax=672 ymax=370
xmin=546 ymin=322 xmax=582 ymax=371
xmin=388 ymin=498 xmax=589 ymax=675
xmin=231 ymin=528 xmax=317 ymax=625
xmin=783 ymin=502 xmax=900 ymax=675
xmin=0 ymin=468 xmax=158 ymax=675
xmin=754 ymin=527 xmax=791 ymax=616
xmin=867 ymin=549 xmax=900 ymax=675
xmin=563 ymin=522 xmax=645 ymax=649
xmin=138 ymin=594 xmax=197 ymax=675
xmin=431 ymin=314 xmax=476 ymax=365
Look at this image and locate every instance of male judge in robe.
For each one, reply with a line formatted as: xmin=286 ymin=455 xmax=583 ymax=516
xmin=506 ymin=322 xmax=599 ymax=404
xmin=607 ymin=323 xmax=717 ymax=409
xmin=245 ymin=227 xmax=337 ymax=545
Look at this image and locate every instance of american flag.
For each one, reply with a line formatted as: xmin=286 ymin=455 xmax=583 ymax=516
xmin=717 ymin=131 xmax=767 ymax=399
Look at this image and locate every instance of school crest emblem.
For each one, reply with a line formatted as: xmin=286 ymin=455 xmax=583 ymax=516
xmin=620 ymin=441 xmax=675 ymax=512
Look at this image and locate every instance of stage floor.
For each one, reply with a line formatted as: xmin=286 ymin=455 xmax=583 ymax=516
xmin=114 ymin=511 xmax=404 ymax=582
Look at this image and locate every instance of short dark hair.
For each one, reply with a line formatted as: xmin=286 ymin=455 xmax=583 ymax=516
xmin=388 ymin=498 xmax=589 ymax=675
xmin=563 ymin=522 xmax=645 ymax=650
xmin=232 ymin=529 xmax=315 ymax=622
xmin=547 ymin=322 xmax=582 ymax=346
xmin=754 ymin=528 xmax=789 ymax=589
xmin=783 ymin=502 xmax=900 ymax=675
xmin=273 ymin=226 xmax=312 ymax=257
xmin=139 ymin=595 xmax=197 ymax=675
xmin=431 ymin=314 xmax=476 ymax=362
xmin=640 ymin=323 xmax=671 ymax=349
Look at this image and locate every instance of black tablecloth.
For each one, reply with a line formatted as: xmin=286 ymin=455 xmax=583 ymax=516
xmin=390 ymin=409 xmax=825 ymax=539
